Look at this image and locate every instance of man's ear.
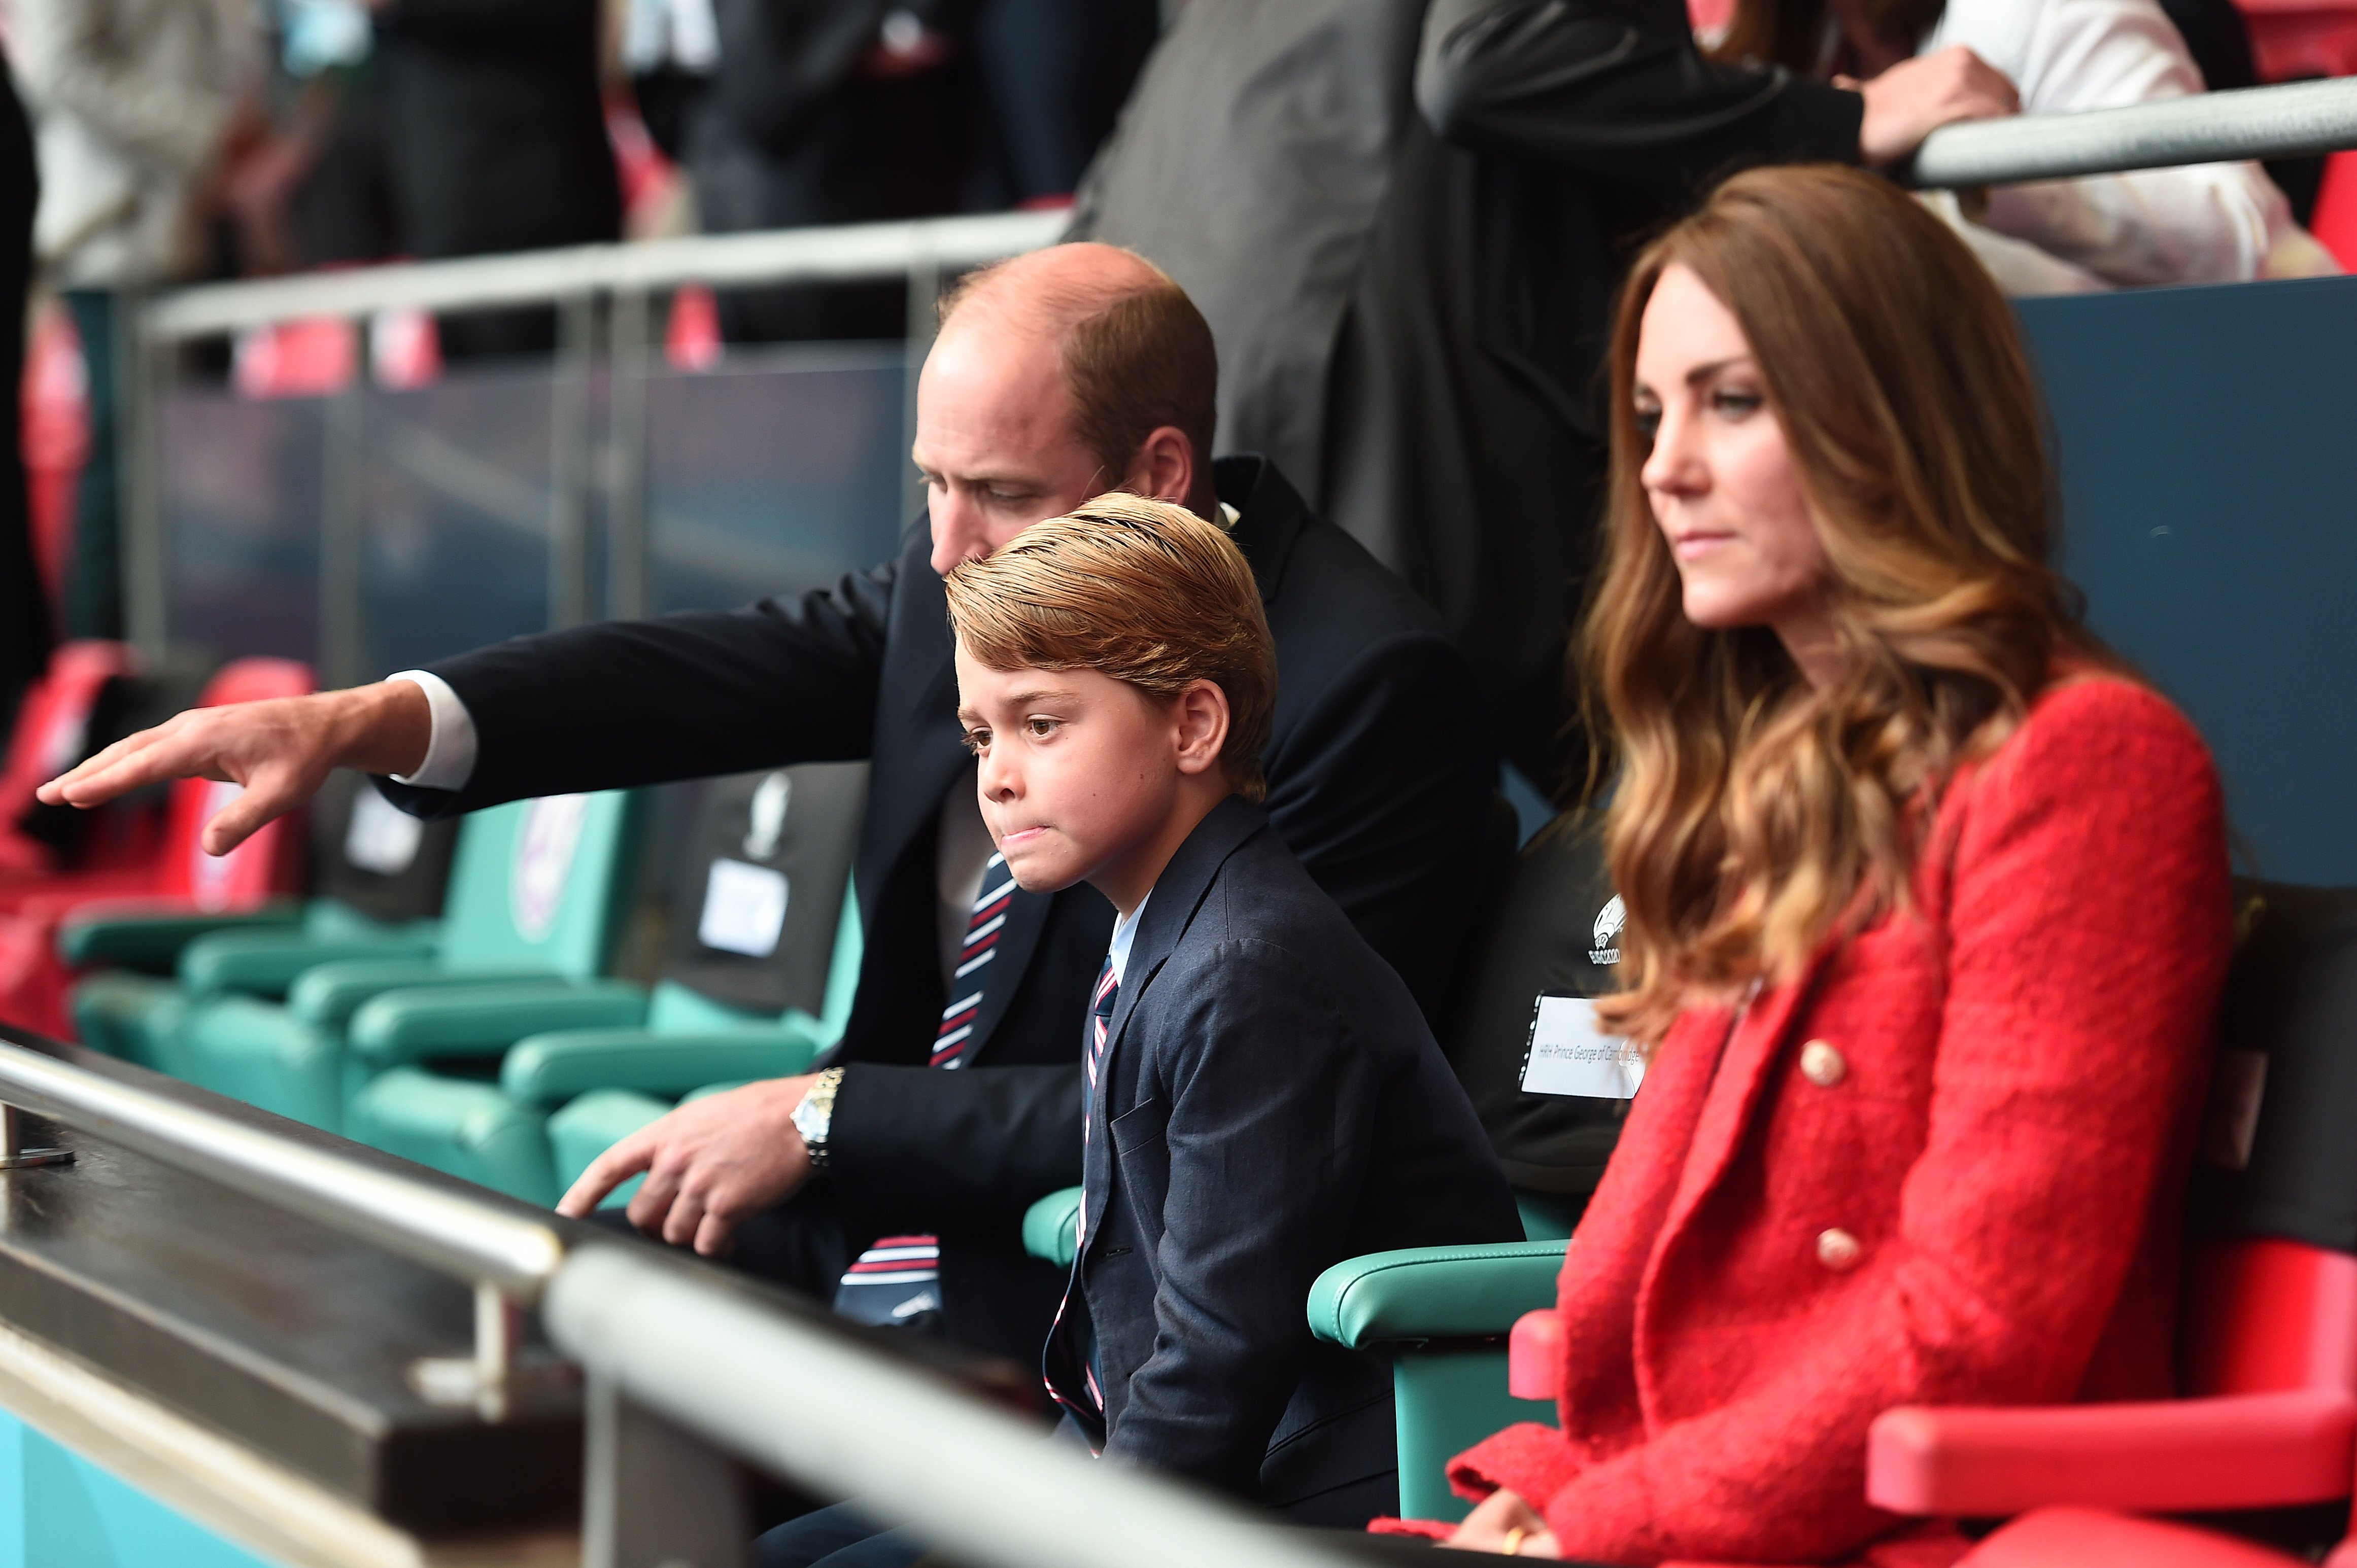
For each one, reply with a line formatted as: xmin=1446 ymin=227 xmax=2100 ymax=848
xmin=1122 ymin=425 xmax=1196 ymax=511
xmin=1171 ymin=680 xmax=1230 ymax=777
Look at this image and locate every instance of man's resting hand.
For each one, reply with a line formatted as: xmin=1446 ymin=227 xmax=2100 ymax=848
xmin=557 ymin=1075 xmax=820 ymax=1257
xmin=35 ymin=679 xmax=433 ymax=856
xmin=1844 ymin=46 xmax=2019 ymax=168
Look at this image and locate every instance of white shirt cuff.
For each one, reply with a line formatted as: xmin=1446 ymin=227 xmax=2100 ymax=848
xmin=386 ymin=671 xmax=480 ymax=792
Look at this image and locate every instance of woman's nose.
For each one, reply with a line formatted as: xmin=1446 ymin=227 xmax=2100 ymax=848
xmin=1642 ymin=405 xmax=1706 ymax=497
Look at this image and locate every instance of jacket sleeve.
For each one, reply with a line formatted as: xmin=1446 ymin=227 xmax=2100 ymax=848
xmin=1971 ymin=0 xmax=2278 ymax=285
xmin=1416 ymin=0 xmax=1864 ymax=206
xmin=827 ymin=1064 xmax=1082 ymax=1234
xmin=1106 ymin=938 xmax=1383 ymax=1495
xmin=11 ymin=0 xmax=245 ymax=172
xmin=379 ymin=557 xmax=897 ymax=817
xmin=1451 ymin=685 xmax=2233 ymax=1564
xmin=1260 ymin=628 xmax=1497 ymax=1035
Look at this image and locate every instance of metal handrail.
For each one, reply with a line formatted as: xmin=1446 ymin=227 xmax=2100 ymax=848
xmin=0 ymin=1036 xmax=563 ymax=1395
xmin=545 ymin=1246 xmax=1368 ymax=1568
xmin=1910 ymin=75 xmax=2357 ymax=188
xmin=141 ymin=208 xmax=1070 ymax=341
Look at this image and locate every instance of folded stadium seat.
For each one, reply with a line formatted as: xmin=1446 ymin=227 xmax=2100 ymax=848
xmin=347 ymin=764 xmax=865 ymax=1206
xmin=71 ymin=770 xmax=459 ymax=1068
xmin=169 ymin=788 xmax=645 ymax=1134
xmin=0 ymin=659 xmax=316 ymax=1039
xmin=1495 ymin=882 xmax=2357 ymax=1560
xmin=1016 ymin=805 xmax=1620 ymax=1521
xmin=0 ymin=640 xmax=135 ymax=879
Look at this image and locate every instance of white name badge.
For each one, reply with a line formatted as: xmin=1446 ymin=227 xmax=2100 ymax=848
xmin=698 ymin=857 xmax=790 ymax=957
xmin=1520 ymin=994 xmax=1644 ymax=1100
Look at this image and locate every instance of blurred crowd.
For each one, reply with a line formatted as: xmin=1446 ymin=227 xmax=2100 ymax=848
xmin=0 ymin=0 xmax=2350 ymax=796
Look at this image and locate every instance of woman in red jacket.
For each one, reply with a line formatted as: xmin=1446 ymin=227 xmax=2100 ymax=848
xmin=1438 ymin=164 xmax=2232 ymax=1563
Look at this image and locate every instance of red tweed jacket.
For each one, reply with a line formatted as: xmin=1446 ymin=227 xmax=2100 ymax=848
xmin=1448 ymin=677 xmax=2232 ymax=1566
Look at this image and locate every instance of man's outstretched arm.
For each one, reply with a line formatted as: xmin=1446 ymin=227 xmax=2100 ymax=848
xmin=38 ymin=679 xmax=433 ymax=855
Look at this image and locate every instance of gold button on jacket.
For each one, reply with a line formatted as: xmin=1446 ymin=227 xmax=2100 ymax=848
xmin=1799 ymin=1039 xmax=1847 ymax=1087
xmin=1816 ymin=1228 xmax=1863 ymax=1271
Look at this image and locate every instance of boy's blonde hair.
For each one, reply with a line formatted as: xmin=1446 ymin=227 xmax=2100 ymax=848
xmin=944 ymin=494 xmax=1276 ymax=802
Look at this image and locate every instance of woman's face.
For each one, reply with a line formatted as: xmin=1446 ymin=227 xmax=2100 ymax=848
xmin=1633 ymin=264 xmax=1836 ymax=679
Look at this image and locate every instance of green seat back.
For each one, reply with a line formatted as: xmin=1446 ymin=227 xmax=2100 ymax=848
xmin=438 ymin=792 xmax=643 ymax=979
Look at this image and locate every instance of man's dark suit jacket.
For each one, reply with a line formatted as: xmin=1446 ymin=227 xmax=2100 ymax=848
xmin=1045 ymin=795 xmax=1520 ymax=1520
xmin=380 ymin=455 xmax=1496 ymax=1366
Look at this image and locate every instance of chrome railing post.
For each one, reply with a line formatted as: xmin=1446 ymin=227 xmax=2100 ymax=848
xmin=583 ymin=1374 xmax=748 ymax=1568
xmin=0 ymin=1102 xmax=70 ymax=1170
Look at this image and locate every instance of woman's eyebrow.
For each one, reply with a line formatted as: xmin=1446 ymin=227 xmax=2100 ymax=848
xmin=1685 ymin=356 xmax=1754 ymax=387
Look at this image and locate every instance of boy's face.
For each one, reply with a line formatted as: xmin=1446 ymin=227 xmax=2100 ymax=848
xmin=953 ymin=649 xmax=1227 ymax=901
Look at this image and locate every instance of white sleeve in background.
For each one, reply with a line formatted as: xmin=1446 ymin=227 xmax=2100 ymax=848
xmin=1924 ymin=0 xmax=2332 ymax=288
xmin=386 ymin=671 xmax=480 ymax=793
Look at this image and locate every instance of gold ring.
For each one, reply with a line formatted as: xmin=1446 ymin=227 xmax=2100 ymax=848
xmin=1502 ymin=1526 xmax=1526 ymax=1556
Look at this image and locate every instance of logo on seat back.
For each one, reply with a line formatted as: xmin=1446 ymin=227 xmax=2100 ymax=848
xmin=513 ymin=794 xmax=591 ymax=942
xmin=742 ymin=771 xmax=792 ymax=862
xmin=1590 ymin=894 xmax=1625 ymax=966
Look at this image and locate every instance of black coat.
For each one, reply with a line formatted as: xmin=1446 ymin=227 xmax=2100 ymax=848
xmin=383 ymin=456 xmax=1497 ymax=1363
xmin=372 ymin=0 xmax=621 ymax=261
xmin=1071 ymin=0 xmax=1862 ymax=788
xmin=1045 ymin=795 xmax=1520 ymax=1516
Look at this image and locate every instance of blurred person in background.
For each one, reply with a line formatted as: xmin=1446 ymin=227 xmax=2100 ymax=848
xmin=662 ymin=0 xmax=1156 ymax=344
xmin=11 ymin=0 xmax=258 ymax=640
xmin=367 ymin=0 xmax=620 ymax=359
xmin=1696 ymin=0 xmax=2339 ymax=291
xmin=0 ymin=58 xmax=45 ymax=735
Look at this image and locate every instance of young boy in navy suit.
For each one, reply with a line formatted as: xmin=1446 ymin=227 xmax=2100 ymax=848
xmin=759 ymin=495 xmax=1516 ymax=1566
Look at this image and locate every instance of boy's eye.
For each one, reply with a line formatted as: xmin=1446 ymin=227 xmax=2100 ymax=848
xmin=962 ymin=728 xmax=990 ymax=755
xmin=1026 ymin=717 xmax=1059 ymax=738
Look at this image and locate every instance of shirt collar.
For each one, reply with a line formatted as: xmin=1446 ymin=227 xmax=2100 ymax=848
xmin=1107 ymin=890 xmax=1151 ymax=988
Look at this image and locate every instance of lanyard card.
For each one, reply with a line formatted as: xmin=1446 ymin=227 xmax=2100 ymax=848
xmin=1520 ymin=993 xmax=1644 ymax=1100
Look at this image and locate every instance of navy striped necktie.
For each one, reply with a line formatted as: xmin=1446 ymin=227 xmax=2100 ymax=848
xmin=833 ymin=851 xmax=1014 ymax=1328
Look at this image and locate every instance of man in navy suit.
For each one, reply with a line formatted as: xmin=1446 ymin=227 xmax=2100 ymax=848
xmin=39 ymin=245 xmax=1501 ymax=1381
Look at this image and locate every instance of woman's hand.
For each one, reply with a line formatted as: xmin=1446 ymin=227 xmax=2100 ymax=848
xmin=1445 ymin=1488 xmax=1561 ymax=1556
xmin=1841 ymin=46 xmax=2020 ymax=166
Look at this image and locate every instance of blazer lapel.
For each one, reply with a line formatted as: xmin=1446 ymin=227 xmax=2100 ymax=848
xmin=1657 ymin=946 xmax=1837 ymax=1243
xmin=1099 ymin=796 xmax=1269 ymax=1070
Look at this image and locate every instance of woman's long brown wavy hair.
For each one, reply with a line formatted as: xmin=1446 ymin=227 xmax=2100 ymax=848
xmin=1584 ymin=164 xmax=2112 ymax=1046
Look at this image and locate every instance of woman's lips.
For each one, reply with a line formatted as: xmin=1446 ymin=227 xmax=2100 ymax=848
xmin=1670 ymin=531 xmax=1735 ymax=562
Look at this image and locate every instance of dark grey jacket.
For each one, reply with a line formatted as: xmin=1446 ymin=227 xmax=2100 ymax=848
xmin=1045 ymin=796 xmax=1520 ymax=1515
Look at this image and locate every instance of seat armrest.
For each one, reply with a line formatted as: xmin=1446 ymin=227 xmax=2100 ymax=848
xmin=289 ymin=960 xmax=550 ymax=1029
xmin=348 ymin=980 xmax=650 ymax=1066
xmin=180 ymin=930 xmax=440 ymax=999
xmin=59 ymin=901 xmax=304 ymax=971
xmin=1308 ymin=1241 xmax=1567 ymax=1349
xmin=1961 ymin=1508 xmax=2307 ymax=1568
xmin=500 ymin=1024 xmax=828 ymax=1108
xmin=1866 ymin=1389 xmax=2357 ymax=1517
xmin=1022 ymin=1187 xmax=1083 ymax=1270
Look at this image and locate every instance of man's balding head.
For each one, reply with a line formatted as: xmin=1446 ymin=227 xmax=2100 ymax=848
xmin=912 ymin=243 xmax=1220 ymax=575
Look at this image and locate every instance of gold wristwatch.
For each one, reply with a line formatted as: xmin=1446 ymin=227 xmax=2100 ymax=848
xmin=793 ymin=1067 xmax=845 ymax=1169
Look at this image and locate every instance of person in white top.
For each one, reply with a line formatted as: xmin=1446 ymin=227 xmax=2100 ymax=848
xmin=1704 ymin=0 xmax=2338 ymax=291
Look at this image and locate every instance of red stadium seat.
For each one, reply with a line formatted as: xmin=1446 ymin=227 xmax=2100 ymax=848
xmin=0 ymin=641 xmax=138 ymax=879
xmin=0 ymin=658 xmax=314 ymax=1038
xmin=1506 ymin=884 xmax=2357 ymax=1563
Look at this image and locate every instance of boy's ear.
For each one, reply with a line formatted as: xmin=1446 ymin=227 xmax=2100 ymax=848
xmin=1171 ymin=679 xmax=1231 ymax=777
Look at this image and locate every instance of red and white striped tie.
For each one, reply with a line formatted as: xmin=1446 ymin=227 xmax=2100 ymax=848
xmin=833 ymin=852 xmax=1015 ymax=1325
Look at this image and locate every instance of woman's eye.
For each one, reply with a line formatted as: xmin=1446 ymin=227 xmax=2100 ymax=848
xmin=1631 ymin=406 xmax=1661 ymax=443
xmin=1710 ymin=389 xmax=1764 ymax=418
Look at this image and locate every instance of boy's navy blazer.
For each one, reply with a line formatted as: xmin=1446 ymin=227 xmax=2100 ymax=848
xmin=377 ymin=456 xmax=1499 ymax=1369
xmin=1048 ymin=795 xmax=1521 ymax=1511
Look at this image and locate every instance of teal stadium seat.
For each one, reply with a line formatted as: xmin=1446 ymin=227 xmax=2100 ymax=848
xmin=162 ymin=789 xmax=645 ymax=1133
xmin=72 ymin=771 xmax=458 ymax=1068
xmin=349 ymin=764 xmax=866 ymax=1205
